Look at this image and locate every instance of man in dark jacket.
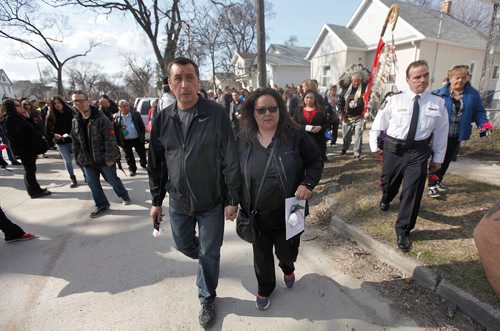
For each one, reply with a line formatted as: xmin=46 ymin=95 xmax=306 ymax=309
xmin=148 ymin=57 xmax=241 ymax=329
xmin=113 ymin=100 xmax=147 ymax=176
xmin=71 ymin=90 xmax=130 ymax=218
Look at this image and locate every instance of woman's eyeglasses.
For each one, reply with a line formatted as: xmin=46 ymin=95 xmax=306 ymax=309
xmin=254 ymin=106 xmax=278 ymax=115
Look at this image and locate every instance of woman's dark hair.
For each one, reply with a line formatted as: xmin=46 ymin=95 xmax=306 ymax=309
xmin=46 ymin=96 xmax=74 ymax=132
xmin=301 ymin=89 xmax=325 ymax=114
xmin=1 ymin=98 xmax=18 ymax=120
xmin=240 ymin=87 xmax=299 ymax=145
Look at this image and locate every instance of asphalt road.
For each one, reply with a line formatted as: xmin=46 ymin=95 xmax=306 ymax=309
xmin=1 ymin=151 xmax=423 ymax=330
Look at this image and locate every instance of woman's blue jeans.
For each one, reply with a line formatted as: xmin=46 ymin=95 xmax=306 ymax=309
xmin=56 ymin=143 xmax=75 ymax=177
xmin=168 ymin=203 xmax=225 ymax=303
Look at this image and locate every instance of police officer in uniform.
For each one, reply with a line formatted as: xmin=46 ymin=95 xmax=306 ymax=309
xmin=369 ymin=60 xmax=449 ymax=252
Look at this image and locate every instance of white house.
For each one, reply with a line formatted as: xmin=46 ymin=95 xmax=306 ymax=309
xmin=232 ymin=52 xmax=257 ymax=89
xmin=0 ymin=69 xmax=15 ymax=98
xmin=233 ymin=44 xmax=311 ymax=89
xmin=256 ymin=44 xmax=310 ymax=87
xmin=306 ymin=0 xmax=500 ymax=100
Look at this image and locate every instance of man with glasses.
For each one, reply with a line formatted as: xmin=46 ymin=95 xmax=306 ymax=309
xmin=148 ymin=57 xmax=240 ymax=328
xmin=71 ymin=90 xmax=131 ymax=218
xmin=113 ymin=100 xmax=147 ymax=176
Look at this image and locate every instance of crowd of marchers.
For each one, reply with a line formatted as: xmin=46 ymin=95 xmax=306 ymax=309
xmin=0 ymin=56 xmax=493 ymax=328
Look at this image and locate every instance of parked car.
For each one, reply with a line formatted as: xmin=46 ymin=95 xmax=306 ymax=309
xmin=134 ymin=97 xmax=157 ymax=142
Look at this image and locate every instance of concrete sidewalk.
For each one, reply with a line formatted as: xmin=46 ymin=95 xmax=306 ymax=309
xmin=448 ymin=157 xmax=500 ymax=187
xmin=0 ymin=151 xmax=427 ymax=329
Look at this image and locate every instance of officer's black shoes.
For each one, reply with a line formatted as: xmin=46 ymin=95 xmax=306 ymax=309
xmin=379 ymin=201 xmax=390 ymax=211
xmin=397 ymin=234 xmax=411 ymax=252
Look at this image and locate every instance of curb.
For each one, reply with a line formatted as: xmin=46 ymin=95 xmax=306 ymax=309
xmin=330 ymin=215 xmax=500 ymax=330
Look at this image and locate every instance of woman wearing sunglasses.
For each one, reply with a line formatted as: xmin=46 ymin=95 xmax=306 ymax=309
xmin=293 ymin=89 xmax=329 ymax=161
xmin=237 ymin=87 xmax=323 ymax=310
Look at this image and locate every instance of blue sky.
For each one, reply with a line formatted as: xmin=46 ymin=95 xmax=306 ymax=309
xmin=266 ymin=1 xmax=362 ymax=47
xmin=0 ymin=1 xmax=363 ymax=82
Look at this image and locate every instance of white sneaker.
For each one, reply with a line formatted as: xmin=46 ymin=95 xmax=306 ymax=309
xmin=428 ymin=186 xmax=440 ymax=198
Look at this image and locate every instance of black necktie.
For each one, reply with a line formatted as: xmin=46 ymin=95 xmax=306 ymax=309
xmin=407 ymin=95 xmax=420 ymax=142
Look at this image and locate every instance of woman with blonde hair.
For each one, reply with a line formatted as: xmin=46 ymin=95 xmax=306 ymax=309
xmin=428 ymin=65 xmax=493 ymax=198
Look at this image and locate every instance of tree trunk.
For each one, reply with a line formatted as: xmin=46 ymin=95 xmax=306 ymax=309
xmin=57 ymin=66 xmax=66 ymax=98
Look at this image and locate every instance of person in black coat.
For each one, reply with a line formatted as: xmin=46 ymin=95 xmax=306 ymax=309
xmin=238 ymin=87 xmax=323 ymax=310
xmin=293 ymin=89 xmax=329 ymax=161
xmin=1 ymin=98 xmax=51 ymax=198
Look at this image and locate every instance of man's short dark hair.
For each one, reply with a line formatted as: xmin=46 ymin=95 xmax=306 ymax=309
xmin=406 ymin=60 xmax=428 ymax=78
xmin=72 ymin=90 xmax=89 ymax=99
xmin=166 ymin=57 xmax=200 ymax=79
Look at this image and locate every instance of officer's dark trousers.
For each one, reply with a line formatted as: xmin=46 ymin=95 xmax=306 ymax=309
xmin=380 ymin=145 xmax=431 ymax=236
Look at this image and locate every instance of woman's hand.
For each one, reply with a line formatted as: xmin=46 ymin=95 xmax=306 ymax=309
xmin=311 ymin=126 xmax=321 ymax=133
xmin=295 ymin=184 xmax=312 ymax=200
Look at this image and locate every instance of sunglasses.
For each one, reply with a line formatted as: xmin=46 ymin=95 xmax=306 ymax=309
xmin=254 ymin=106 xmax=278 ymax=115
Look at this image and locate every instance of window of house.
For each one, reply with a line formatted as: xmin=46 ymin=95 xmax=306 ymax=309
xmin=492 ymin=65 xmax=499 ymax=79
xmin=322 ymin=65 xmax=331 ymax=87
xmin=469 ymin=62 xmax=475 ymax=80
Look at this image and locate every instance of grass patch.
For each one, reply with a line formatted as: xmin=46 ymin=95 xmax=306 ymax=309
xmin=459 ymin=127 xmax=499 ymax=162
xmin=316 ymin=154 xmax=500 ymax=307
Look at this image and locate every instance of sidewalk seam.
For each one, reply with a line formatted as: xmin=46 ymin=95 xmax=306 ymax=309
xmin=330 ymin=215 xmax=500 ymax=330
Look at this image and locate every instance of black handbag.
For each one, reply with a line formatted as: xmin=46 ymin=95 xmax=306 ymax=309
xmin=236 ymin=142 xmax=276 ymax=243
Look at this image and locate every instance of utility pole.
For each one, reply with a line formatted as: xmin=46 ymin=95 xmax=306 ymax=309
xmin=478 ymin=0 xmax=500 ymax=105
xmin=256 ymin=0 xmax=266 ymax=87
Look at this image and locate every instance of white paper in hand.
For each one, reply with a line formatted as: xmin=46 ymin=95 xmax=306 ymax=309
xmin=285 ymin=197 xmax=306 ymax=240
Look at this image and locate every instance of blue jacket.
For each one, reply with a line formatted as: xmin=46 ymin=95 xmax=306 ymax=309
xmin=433 ymin=82 xmax=488 ymax=141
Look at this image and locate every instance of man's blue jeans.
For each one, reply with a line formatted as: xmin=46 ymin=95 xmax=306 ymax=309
xmin=83 ymin=164 xmax=129 ymax=208
xmin=168 ymin=203 xmax=225 ymax=303
xmin=56 ymin=143 xmax=75 ymax=177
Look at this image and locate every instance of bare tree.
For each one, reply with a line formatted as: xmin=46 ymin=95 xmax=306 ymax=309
xmin=285 ymin=35 xmax=298 ymax=46
xmin=123 ymin=55 xmax=155 ymax=97
xmin=50 ymin=0 xmax=182 ymax=79
xmin=0 ymin=0 xmax=100 ymax=97
xmin=66 ymin=61 xmax=105 ymax=97
xmin=408 ymin=0 xmax=493 ymax=34
xmin=449 ymin=0 xmax=492 ymax=34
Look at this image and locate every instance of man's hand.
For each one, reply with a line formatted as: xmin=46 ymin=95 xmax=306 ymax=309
xmin=150 ymin=206 xmax=163 ymax=223
xmin=106 ymin=160 xmax=115 ymax=167
xmin=374 ymin=149 xmax=384 ymax=161
xmin=295 ymin=184 xmax=312 ymax=200
xmin=54 ymin=133 xmax=62 ymax=141
xmin=429 ymin=162 xmax=442 ymax=174
xmin=224 ymin=205 xmax=238 ymax=222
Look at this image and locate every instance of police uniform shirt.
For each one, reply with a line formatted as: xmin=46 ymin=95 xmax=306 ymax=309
xmin=369 ymin=90 xmax=449 ymax=163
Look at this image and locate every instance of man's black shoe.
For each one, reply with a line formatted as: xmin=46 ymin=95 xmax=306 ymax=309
xmin=89 ymin=206 xmax=110 ymax=218
xmin=397 ymin=234 xmax=411 ymax=252
xmin=379 ymin=201 xmax=390 ymax=211
xmin=340 ymin=149 xmax=347 ymax=155
xmin=130 ymin=171 xmax=136 ymax=177
xmin=199 ymin=301 xmax=216 ymax=328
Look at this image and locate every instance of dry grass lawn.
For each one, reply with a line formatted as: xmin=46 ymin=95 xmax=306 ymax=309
xmin=315 ymin=153 xmax=500 ymax=308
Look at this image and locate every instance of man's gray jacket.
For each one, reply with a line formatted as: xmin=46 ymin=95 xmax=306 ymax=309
xmin=148 ymin=97 xmax=241 ymax=215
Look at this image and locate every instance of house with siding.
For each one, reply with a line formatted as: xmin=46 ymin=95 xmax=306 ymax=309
xmin=0 ymin=69 xmax=15 ymax=98
xmin=233 ymin=44 xmax=311 ymax=89
xmin=306 ymin=0 xmax=499 ymax=102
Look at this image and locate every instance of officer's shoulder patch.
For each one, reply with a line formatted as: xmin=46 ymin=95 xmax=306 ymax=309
xmin=382 ymin=90 xmax=402 ymax=102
